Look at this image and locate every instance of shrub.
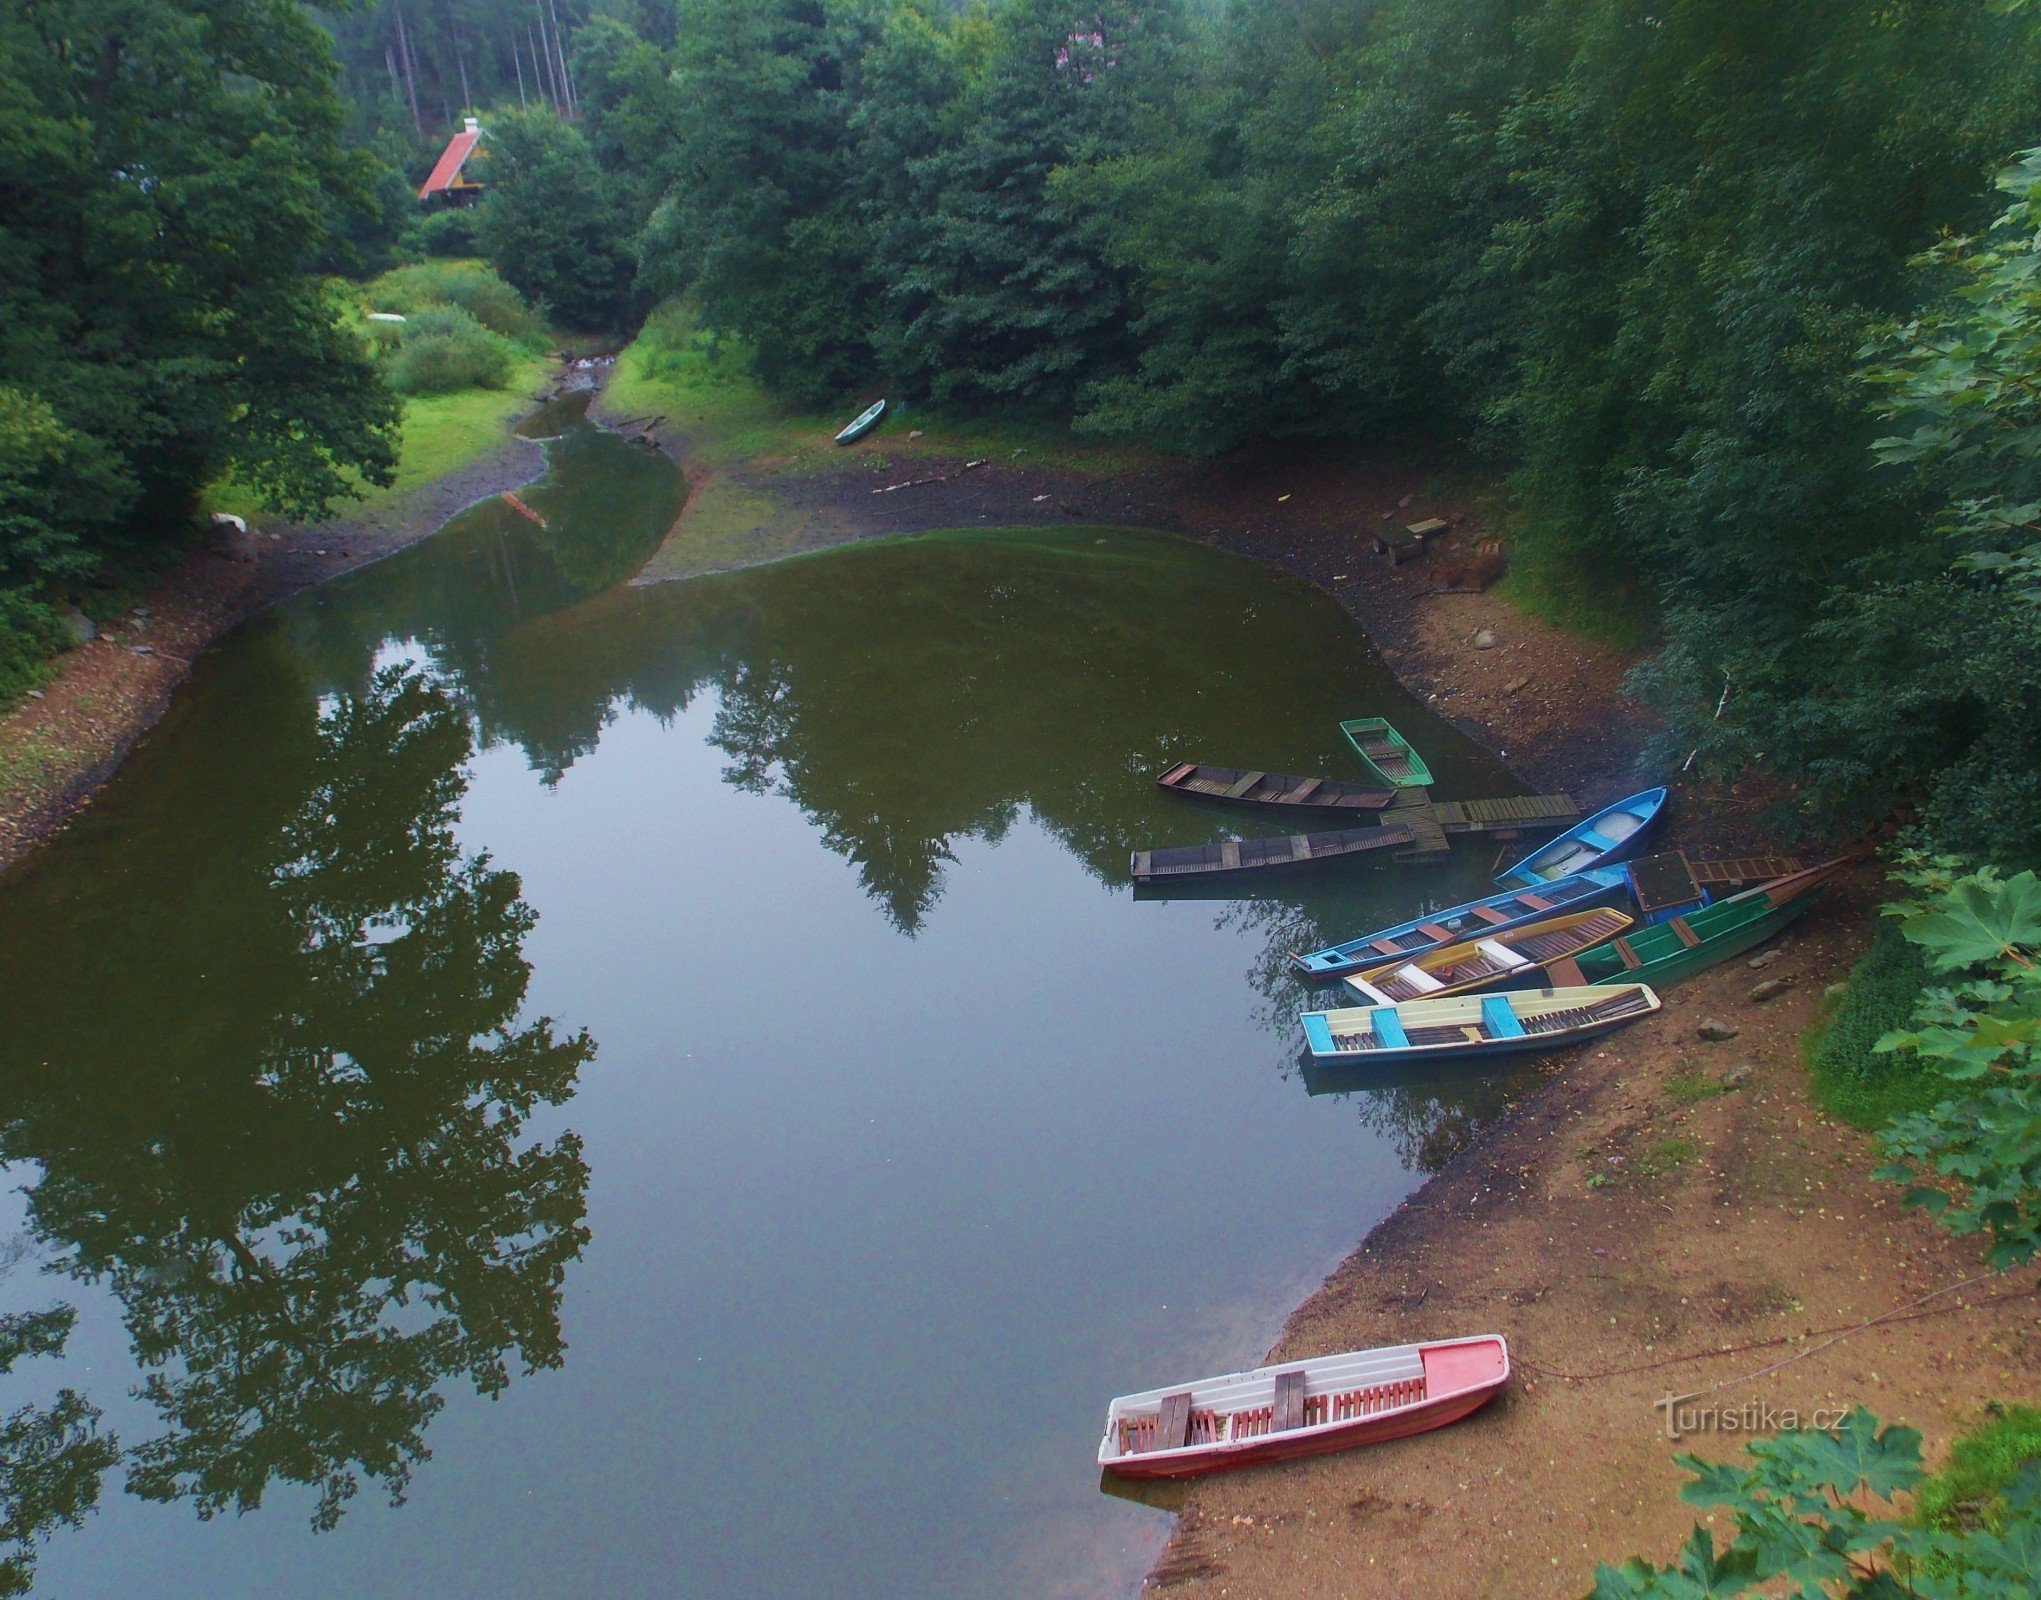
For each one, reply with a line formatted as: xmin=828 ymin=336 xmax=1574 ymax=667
xmin=1808 ymin=920 xmax=1942 ymax=1129
xmin=385 ymin=306 xmax=517 ymax=396
xmin=364 ymin=261 xmax=547 ymax=349
xmin=405 ymin=207 xmax=480 ymax=260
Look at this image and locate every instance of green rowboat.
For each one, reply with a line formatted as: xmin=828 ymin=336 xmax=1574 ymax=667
xmin=1339 ymin=717 xmax=1434 ymax=789
xmin=1555 ymin=858 xmax=1850 ymax=989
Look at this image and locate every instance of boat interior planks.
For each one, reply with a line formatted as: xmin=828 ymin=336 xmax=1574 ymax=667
xmin=1130 ymin=823 xmax=1413 ymax=883
xmin=1156 ymin=762 xmax=1396 ymax=813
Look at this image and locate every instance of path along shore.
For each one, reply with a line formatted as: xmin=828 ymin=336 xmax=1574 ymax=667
xmin=3 ymin=372 xmax=2026 ymax=1600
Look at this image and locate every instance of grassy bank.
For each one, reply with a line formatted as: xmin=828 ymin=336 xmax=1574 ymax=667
xmin=606 ymin=305 xmax=1150 ymax=477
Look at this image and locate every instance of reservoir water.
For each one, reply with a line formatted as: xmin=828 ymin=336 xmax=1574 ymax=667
xmin=0 ymin=416 xmax=1537 ymax=1597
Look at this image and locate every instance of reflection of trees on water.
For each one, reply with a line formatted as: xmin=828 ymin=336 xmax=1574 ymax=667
xmin=1220 ymin=894 xmax=1546 ymax=1176
xmin=0 ymin=666 xmax=592 ymax=1553
xmin=0 ymin=1300 xmax=119 ymax=1596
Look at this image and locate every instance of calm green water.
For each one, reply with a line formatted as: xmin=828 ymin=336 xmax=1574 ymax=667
xmin=0 ymin=418 xmax=1536 ymax=1598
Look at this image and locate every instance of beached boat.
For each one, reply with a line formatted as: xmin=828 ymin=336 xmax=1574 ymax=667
xmin=1339 ymin=717 xmax=1434 ymax=789
xmin=834 ymin=398 xmax=886 ymax=444
xmin=1493 ymin=787 xmax=1667 ymax=889
xmin=1130 ymin=824 xmax=1412 ymax=886
xmin=1098 ymin=1336 xmax=1510 ymax=1480
xmin=1286 ymin=867 xmax=1630 ymax=979
xmin=1558 ymin=858 xmax=1849 ymax=989
xmin=1155 ymin=762 xmax=1395 ymax=814
xmin=1342 ymin=906 xmax=1635 ymax=1005
xmin=1300 ymin=983 xmax=1660 ymax=1065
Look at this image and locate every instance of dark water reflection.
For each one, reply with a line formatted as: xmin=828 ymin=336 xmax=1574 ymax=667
xmin=0 ymin=419 xmax=1544 ymax=1598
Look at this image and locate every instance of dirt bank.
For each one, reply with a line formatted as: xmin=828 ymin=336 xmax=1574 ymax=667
xmin=0 ymin=420 xmax=550 ymax=881
xmin=1140 ymin=871 xmax=2038 ymax=1597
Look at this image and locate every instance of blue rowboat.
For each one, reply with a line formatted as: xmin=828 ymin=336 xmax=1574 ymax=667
xmin=1300 ymin=984 xmax=1660 ymax=1066
xmin=834 ymin=398 xmax=886 ymax=444
xmin=1286 ymin=867 xmax=1629 ymax=980
xmin=1493 ymin=787 xmax=1667 ymax=890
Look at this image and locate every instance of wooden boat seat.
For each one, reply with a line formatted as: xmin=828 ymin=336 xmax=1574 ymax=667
xmin=1158 ymin=762 xmax=1195 ymax=786
xmin=1518 ymin=893 xmax=1555 ymax=910
xmin=1222 ymin=770 xmax=1266 ymax=799
xmin=1480 ymin=996 xmax=1525 ymax=1038
xmin=1667 ymin=916 xmax=1701 ymax=949
xmin=1369 ymin=937 xmax=1407 ymax=955
xmin=1544 ymin=955 xmax=1587 ymax=987
xmin=1292 ymin=777 xmax=1324 ymax=802
xmin=1470 ymin=905 xmax=1511 ymax=925
xmin=1416 ymin=921 xmax=1453 ymax=940
xmin=1273 ymin=1370 xmax=1308 ymax=1432
xmin=1610 ymin=935 xmax=1642 ymax=970
xmin=1370 ymin=1007 xmax=1410 ymax=1049
xmin=1155 ymin=1391 xmax=1193 ymax=1452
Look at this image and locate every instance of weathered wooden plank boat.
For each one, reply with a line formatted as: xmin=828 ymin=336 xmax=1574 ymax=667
xmin=1155 ymin=762 xmax=1396 ymax=813
xmin=1493 ymin=787 xmax=1667 ymax=889
xmin=1097 ymin=1336 xmax=1509 ymax=1480
xmin=1130 ymin=824 xmax=1413 ymax=886
xmin=1286 ymin=867 xmax=1630 ymax=979
xmin=1342 ymin=906 xmax=1635 ymax=1005
xmin=834 ymin=398 xmax=886 ymax=444
xmin=1339 ymin=717 xmax=1434 ymax=789
xmin=1300 ymin=983 xmax=1660 ymax=1065
xmin=1558 ymin=857 xmax=1850 ymax=990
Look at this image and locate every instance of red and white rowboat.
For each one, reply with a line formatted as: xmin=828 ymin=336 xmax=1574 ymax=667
xmin=1097 ymin=1335 xmax=1509 ymax=1479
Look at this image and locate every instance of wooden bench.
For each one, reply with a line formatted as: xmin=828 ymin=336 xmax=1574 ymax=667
xmin=1273 ymin=1370 xmax=1308 ymax=1432
xmin=1155 ymin=1391 xmax=1193 ymax=1452
xmin=1667 ymin=916 xmax=1701 ymax=949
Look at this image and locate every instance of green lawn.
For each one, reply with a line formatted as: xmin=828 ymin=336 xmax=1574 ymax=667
xmin=603 ymin=305 xmax=1147 ymax=478
xmin=208 ymin=352 xmax=552 ymax=526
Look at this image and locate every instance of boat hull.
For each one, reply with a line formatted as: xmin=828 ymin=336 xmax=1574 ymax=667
xmin=1300 ymin=1002 xmax=1646 ymax=1065
xmin=1575 ymin=888 xmax=1821 ymax=988
xmin=1099 ymin=1336 xmax=1509 ymax=1481
xmin=1103 ymin=1382 xmax=1501 ymax=1480
xmin=1339 ymin=718 xmax=1435 ymax=790
xmin=1289 ymin=868 xmax=1630 ymax=978
xmin=1494 ymin=787 xmax=1667 ymax=890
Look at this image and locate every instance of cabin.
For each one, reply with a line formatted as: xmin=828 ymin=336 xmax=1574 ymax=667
xmin=418 ymin=117 xmax=485 ymax=206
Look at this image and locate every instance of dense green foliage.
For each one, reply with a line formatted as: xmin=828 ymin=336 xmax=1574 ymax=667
xmin=1809 ymin=923 xmax=1940 ymax=1130
xmin=1874 ymin=854 xmax=2041 ymax=1268
xmin=0 ymin=0 xmax=398 ymax=692
xmin=469 ymin=110 xmax=638 ymax=329
xmin=385 ymin=306 xmax=522 ymax=395
xmin=1591 ymin=1409 xmax=2041 ymax=1599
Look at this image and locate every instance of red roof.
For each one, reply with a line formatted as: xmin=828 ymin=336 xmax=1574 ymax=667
xmin=419 ymin=120 xmax=483 ymax=199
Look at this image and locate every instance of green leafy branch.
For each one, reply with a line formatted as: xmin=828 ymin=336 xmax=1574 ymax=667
xmin=1590 ymin=1409 xmax=2041 ymax=1599
xmin=1871 ymin=853 xmax=2041 ymax=1267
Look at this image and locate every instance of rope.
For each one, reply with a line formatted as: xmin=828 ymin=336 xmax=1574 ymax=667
xmin=1514 ymin=1269 xmax=2039 ymax=1395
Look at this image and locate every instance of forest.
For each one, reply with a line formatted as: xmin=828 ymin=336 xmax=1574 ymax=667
xmin=5 ymin=0 xmax=2041 ymax=865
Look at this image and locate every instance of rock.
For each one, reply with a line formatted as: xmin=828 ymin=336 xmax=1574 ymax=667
xmin=1720 ymin=1062 xmax=1756 ymax=1090
xmin=1749 ymin=976 xmax=1791 ymax=1002
xmin=62 ymin=611 xmax=95 ymax=645
xmin=907 ymin=429 xmax=923 ymax=440
xmin=1697 ymin=1019 xmax=1740 ymax=1042
xmin=1747 ymin=949 xmax=1781 ymax=970
xmin=1473 ymin=628 xmax=1497 ymax=650
xmin=130 ymin=643 xmax=154 ymax=656
xmin=1823 ymin=981 xmax=1849 ymax=1001
xmin=26 ymin=689 xmax=43 ymax=700
xmin=1504 ymin=676 xmax=1530 ymax=695
xmin=209 ymin=511 xmax=259 ymax=563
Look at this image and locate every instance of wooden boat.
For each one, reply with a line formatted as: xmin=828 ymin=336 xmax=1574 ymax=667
xmin=1339 ymin=717 xmax=1434 ymax=789
xmin=1130 ymin=824 xmax=1412 ymax=886
xmin=1625 ymin=850 xmax=1808 ymax=923
xmin=1098 ymin=1336 xmax=1509 ymax=1480
xmin=834 ymin=398 xmax=886 ymax=444
xmin=1300 ymin=983 xmax=1661 ymax=1065
xmin=1342 ymin=906 xmax=1635 ymax=1005
xmin=1286 ymin=867 xmax=1630 ymax=979
xmin=1155 ymin=762 xmax=1395 ymax=814
xmin=1493 ymin=786 xmax=1667 ymax=889
xmin=1560 ymin=858 xmax=1849 ymax=990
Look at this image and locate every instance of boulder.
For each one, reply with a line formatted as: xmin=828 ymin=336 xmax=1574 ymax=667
xmin=61 ymin=611 xmax=95 ymax=645
xmin=1749 ymin=977 xmax=1791 ymax=1002
xmin=1473 ymin=628 xmax=1497 ymax=650
xmin=1720 ymin=1062 xmax=1756 ymax=1091
xmin=1697 ymin=1018 xmax=1740 ymax=1042
xmin=1747 ymin=949 xmax=1781 ymax=970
